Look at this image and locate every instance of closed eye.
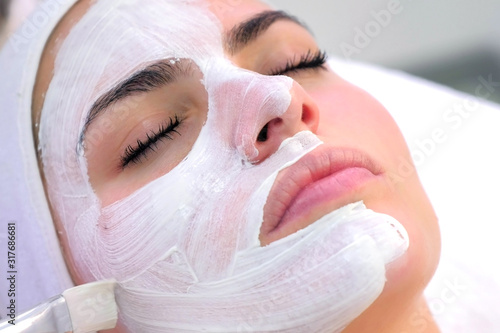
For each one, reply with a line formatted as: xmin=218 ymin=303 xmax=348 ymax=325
xmin=269 ymin=50 xmax=328 ymax=76
xmin=120 ymin=115 xmax=182 ymax=169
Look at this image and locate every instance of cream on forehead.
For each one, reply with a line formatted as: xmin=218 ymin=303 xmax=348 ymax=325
xmin=39 ymin=0 xmax=409 ymax=332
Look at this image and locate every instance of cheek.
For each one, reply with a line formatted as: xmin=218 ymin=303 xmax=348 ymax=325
xmin=313 ymin=80 xmax=410 ymax=170
xmin=311 ymin=80 xmax=441 ymax=290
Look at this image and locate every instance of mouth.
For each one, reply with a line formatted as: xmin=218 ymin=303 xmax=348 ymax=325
xmin=259 ymin=145 xmax=385 ymax=245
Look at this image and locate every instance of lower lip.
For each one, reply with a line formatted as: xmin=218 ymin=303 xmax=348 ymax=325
xmin=272 ymin=167 xmax=379 ymax=235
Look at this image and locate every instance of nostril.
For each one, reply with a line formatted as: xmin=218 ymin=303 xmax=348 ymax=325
xmin=257 ymin=123 xmax=269 ymax=142
xmin=302 ymin=104 xmax=311 ymax=123
xmin=301 ymin=103 xmax=318 ymax=132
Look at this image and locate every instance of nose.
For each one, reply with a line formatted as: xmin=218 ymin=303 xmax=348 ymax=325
xmin=252 ymin=81 xmax=320 ymax=162
xmin=205 ymin=60 xmax=320 ymax=163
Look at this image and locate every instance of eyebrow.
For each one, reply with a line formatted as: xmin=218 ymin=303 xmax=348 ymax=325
xmin=224 ymin=10 xmax=308 ymax=55
xmin=79 ymin=11 xmax=306 ymax=143
xmin=80 ymin=59 xmax=189 ymax=143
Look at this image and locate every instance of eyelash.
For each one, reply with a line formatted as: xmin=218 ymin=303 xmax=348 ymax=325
xmin=118 ymin=51 xmax=326 ymax=169
xmin=120 ymin=115 xmax=182 ymax=169
xmin=270 ymin=50 xmax=328 ymax=76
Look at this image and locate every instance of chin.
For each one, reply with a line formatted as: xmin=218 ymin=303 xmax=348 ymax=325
xmin=338 ymin=182 xmax=440 ymax=332
xmin=364 ymin=173 xmax=441 ymax=300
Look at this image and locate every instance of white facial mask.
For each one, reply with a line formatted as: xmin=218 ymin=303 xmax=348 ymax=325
xmin=39 ymin=0 xmax=409 ymax=332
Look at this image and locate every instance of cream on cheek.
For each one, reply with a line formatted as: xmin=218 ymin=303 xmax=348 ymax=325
xmin=39 ymin=1 xmax=409 ymax=332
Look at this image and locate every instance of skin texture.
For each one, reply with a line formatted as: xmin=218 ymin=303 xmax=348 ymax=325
xmin=32 ymin=0 xmax=441 ymax=332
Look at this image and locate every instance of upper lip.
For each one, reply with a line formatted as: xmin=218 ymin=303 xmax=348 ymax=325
xmin=260 ymin=145 xmax=383 ymax=238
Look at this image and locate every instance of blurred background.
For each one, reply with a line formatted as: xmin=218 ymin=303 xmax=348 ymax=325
xmin=1 ymin=0 xmax=499 ymax=103
xmin=270 ymin=0 xmax=500 ymax=103
xmin=0 ymin=0 xmax=38 ymax=47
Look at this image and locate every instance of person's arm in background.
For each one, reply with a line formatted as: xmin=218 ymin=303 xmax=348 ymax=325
xmin=0 ymin=0 xmax=9 ymax=29
xmin=0 ymin=0 xmax=11 ymax=46
xmin=0 ymin=0 xmax=39 ymax=48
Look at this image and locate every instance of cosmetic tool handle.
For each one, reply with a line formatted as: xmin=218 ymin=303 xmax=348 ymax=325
xmin=0 ymin=295 xmax=73 ymax=332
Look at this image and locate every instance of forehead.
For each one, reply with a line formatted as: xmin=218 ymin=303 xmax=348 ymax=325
xmin=35 ymin=0 xmax=273 ymax=108
xmin=51 ymin=0 xmax=272 ymax=50
xmin=33 ymin=1 xmax=222 ymax=119
xmin=209 ymin=0 xmax=273 ymax=31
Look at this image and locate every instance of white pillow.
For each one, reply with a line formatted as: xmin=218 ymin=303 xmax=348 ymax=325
xmin=330 ymin=58 xmax=500 ymax=332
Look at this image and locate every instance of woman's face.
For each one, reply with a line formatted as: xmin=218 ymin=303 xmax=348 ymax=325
xmin=33 ymin=0 xmax=439 ymax=331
